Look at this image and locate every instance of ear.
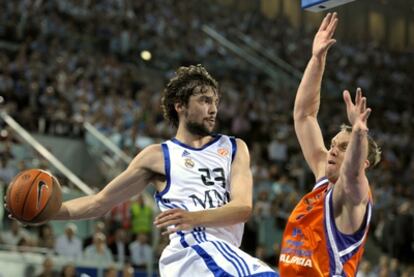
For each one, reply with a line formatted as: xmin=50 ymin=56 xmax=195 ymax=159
xmin=364 ymin=159 xmax=370 ymax=170
xmin=174 ymin=102 xmax=185 ymax=114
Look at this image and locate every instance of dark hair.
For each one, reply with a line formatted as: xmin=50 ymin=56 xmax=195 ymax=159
xmin=161 ymin=64 xmax=218 ymax=127
xmin=340 ymin=124 xmax=381 ymax=168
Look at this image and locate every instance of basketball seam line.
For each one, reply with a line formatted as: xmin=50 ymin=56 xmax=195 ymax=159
xmin=20 ymin=171 xmax=43 ymax=220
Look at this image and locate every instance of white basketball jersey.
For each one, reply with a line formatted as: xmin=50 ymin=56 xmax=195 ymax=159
xmin=155 ymin=134 xmax=244 ymax=247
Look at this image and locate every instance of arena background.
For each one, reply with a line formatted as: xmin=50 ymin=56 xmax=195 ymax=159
xmin=0 ymin=0 xmax=413 ymax=276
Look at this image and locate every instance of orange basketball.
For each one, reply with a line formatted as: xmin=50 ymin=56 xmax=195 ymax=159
xmin=6 ymin=169 xmax=62 ymax=225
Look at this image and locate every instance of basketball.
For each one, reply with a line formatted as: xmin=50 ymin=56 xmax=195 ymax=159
xmin=6 ymin=169 xmax=62 ymax=225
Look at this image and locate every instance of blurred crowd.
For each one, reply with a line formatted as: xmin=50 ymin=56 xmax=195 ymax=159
xmin=0 ymin=0 xmax=413 ymax=275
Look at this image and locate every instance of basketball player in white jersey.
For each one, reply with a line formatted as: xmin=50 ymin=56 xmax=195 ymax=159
xmin=49 ymin=65 xmax=278 ymax=276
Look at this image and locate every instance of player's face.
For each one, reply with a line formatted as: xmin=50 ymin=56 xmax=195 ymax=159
xmin=184 ymin=87 xmax=218 ymax=136
xmin=326 ymin=131 xmax=351 ymax=181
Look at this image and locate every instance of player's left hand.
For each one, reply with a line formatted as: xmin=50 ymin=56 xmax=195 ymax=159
xmin=154 ymin=208 xmax=197 ymax=235
xmin=343 ymin=88 xmax=371 ymax=132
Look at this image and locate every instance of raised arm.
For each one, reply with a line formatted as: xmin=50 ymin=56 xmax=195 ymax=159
xmin=333 ymin=89 xmax=371 ymax=233
xmin=294 ymin=13 xmax=338 ymax=179
xmin=54 ymin=144 xmax=164 ymax=220
xmin=154 ymin=138 xmax=252 ymax=234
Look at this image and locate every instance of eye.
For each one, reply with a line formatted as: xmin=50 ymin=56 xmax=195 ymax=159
xmin=339 ymin=144 xmax=348 ymax=152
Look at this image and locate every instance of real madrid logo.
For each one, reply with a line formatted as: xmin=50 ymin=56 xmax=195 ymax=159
xmin=184 ymin=158 xmax=195 ymax=168
xmin=217 ymin=148 xmax=229 ymax=157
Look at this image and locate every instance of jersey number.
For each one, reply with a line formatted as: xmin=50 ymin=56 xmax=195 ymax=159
xmin=198 ymin=167 xmax=226 ymax=188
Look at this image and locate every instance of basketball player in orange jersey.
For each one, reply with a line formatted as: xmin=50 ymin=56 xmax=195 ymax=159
xmin=278 ymin=13 xmax=381 ymax=276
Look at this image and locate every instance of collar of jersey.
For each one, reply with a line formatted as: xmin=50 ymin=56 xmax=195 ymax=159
xmin=170 ymin=134 xmax=222 ymax=151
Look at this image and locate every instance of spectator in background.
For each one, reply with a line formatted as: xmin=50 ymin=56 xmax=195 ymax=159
xmin=129 ymin=233 xmax=152 ymax=271
xmin=83 ymin=221 xmax=106 ymax=249
xmin=373 ymin=255 xmax=390 ymax=276
xmin=356 ymin=260 xmax=375 ymax=277
xmin=108 ymin=228 xmax=130 ymax=264
xmin=60 ymin=263 xmax=76 ymax=277
xmin=55 ymin=223 xmax=82 ymax=261
xmin=84 ymin=232 xmax=113 ymax=265
xmin=0 ymin=157 xmax=17 ymax=184
xmin=254 ymin=190 xmax=271 ymax=220
xmin=267 ymin=133 xmax=288 ymax=169
xmin=37 ymin=223 xmax=55 ymax=251
xmin=392 ymin=201 xmax=414 ymax=265
xmin=106 ymin=199 xmax=131 ymax=232
xmin=389 ymin=258 xmax=401 ymax=277
xmin=36 ymin=257 xmax=59 ymax=277
xmin=104 ymin=266 xmax=117 ymax=277
xmin=122 ymin=262 xmax=135 ymax=277
xmin=130 ymin=195 xmax=152 ymax=236
xmin=0 ymin=220 xmax=31 ymax=246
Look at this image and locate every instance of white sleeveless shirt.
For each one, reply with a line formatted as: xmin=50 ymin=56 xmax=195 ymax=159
xmin=155 ymin=134 xmax=244 ymax=247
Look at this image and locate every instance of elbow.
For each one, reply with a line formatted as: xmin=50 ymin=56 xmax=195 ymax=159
xmin=240 ymin=205 xmax=253 ymax=223
xmin=293 ymin=110 xmax=305 ymax=122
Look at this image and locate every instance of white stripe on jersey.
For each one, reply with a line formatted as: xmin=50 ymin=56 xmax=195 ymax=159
xmin=155 ymin=134 xmax=243 ymax=247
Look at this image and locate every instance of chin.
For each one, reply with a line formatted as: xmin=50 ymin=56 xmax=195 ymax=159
xmin=325 ymin=168 xmax=337 ymax=182
xmin=326 ymin=172 xmax=338 ymax=183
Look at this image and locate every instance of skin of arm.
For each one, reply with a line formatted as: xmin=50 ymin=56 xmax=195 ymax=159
xmin=54 ymin=144 xmax=164 ymax=220
xmin=333 ymin=91 xmax=372 ymax=234
xmin=154 ymin=138 xmax=253 ymax=234
xmin=293 ymin=13 xmax=338 ymax=179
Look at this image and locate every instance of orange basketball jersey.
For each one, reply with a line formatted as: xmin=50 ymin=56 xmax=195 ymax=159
xmin=278 ymin=177 xmax=372 ymax=277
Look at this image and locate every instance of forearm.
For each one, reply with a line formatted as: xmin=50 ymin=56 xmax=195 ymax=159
xmin=53 ymin=194 xmax=107 ymax=220
xmin=340 ymin=127 xmax=369 ymax=202
xmin=193 ymin=201 xmax=252 ymax=228
xmin=294 ymin=55 xmax=326 ymax=119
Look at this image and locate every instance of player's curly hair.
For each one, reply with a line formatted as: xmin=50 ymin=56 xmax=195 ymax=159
xmin=161 ymin=64 xmax=218 ymax=127
xmin=340 ymin=124 xmax=382 ymax=168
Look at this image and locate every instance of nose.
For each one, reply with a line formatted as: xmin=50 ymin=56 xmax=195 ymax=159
xmin=329 ymin=147 xmax=338 ymax=157
xmin=209 ymin=103 xmax=218 ymax=115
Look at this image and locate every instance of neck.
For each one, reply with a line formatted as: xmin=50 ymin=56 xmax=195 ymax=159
xmin=175 ymin=125 xmax=213 ymax=148
xmin=327 ymin=177 xmax=338 ymax=190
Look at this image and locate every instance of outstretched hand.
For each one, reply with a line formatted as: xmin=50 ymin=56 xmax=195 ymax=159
xmin=154 ymin=208 xmax=197 ymax=235
xmin=343 ymin=88 xmax=371 ymax=132
xmin=3 ymin=196 xmax=26 ymax=226
xmin=312 ymin=12 xmax=338 ymax=58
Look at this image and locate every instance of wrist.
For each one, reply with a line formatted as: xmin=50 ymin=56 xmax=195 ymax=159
xmin=311 ymin=53 xmax=327 ymax=62
xmin=191 ymin=211 xmax=203 ymax=226
xmin=352 ymin=124 xmax=368 ymax=133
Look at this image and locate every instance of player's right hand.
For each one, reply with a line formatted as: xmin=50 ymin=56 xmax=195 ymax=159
xmin=4 ymin=196 xmax=12 ymax=218
xmin=312 ymin=12 xmax=338 ymax=59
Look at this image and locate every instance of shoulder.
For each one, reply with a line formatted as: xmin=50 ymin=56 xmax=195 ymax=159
xmin=234 ymin=138 xmax=249 ymax=157
xmin=135 ymin=144 xmax=163 ymax=160
xmin=129 ymin=144 xmax=164 ymax=173
xmin=235 ymin=138 xmax=248 ymax=150
xmin=231 ymin=138 xmax=250 ymax=164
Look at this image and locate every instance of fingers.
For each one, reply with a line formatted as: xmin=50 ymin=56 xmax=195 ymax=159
xmin=362 ymin=108 xmax=371 ymax=122
xmin=325 ymin=39 xmax=337 ymax=50
xmin=161 ymin=227 xmax=179 ymax=236
xmin=327 ymin=13 xmax=338 ymax=33
xmin=355 ymin=88 xmax=362 ymax=106
xmin=155 ymin=218 xmax=183 ymax=229
xmin=154 ymin=212 xmax=181 ymax=226
xmin=318 ymin=13 xmax=332 ymax=31
xmin=343 ymin=90 xmax=352 ymax=107
xmin=154 ymin=208 xmax=180 ymax=221
xmin=360 ymin=97 xmax=366 ymax=114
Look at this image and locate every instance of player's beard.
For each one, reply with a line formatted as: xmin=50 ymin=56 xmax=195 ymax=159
xmin=185 ymin=119 xmax=212 ymax=137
